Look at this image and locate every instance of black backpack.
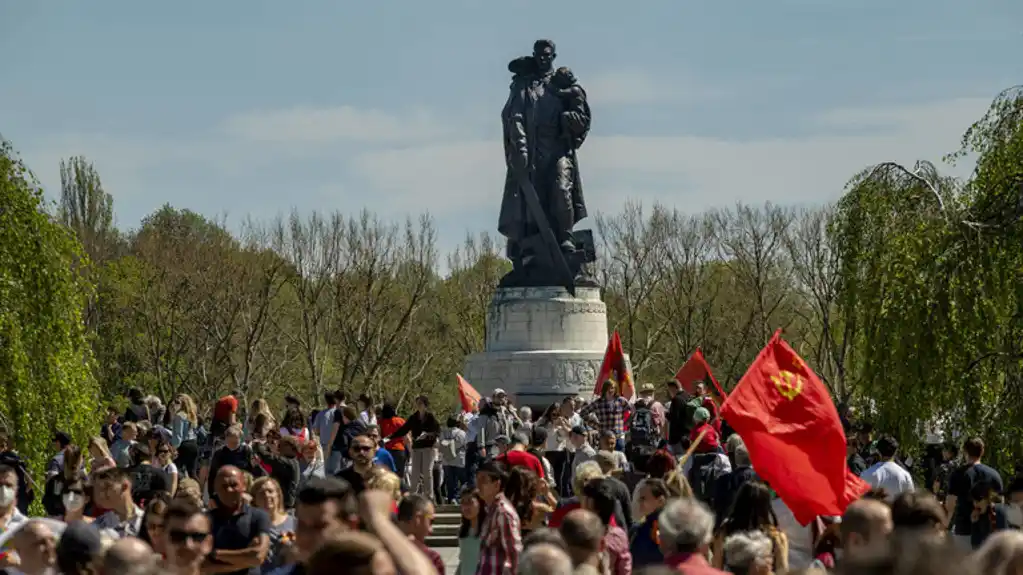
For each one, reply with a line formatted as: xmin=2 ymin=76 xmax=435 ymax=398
xmin=688 ymin=453 xmax=726 ymax=505
xmin=629 ymin=408 xmax=656 ymax=447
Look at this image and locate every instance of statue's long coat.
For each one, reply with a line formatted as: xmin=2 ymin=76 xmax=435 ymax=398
xmin=497 ymin=69 xmax=590 ymax=242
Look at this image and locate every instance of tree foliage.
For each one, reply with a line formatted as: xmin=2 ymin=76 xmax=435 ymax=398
xmin=0 ymin=139 xmax=100 ymax=490
xmin=5 ymin=85 xmax=1023 ymax=474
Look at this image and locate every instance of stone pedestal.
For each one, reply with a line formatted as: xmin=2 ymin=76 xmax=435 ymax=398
xmin=463 ymin=286 xmax=629 ymax=409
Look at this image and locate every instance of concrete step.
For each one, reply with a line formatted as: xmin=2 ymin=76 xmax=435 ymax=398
xmin=425 ymin=535 xmax=459 ymax=548
xmin=431 ymin=523 xmax=461 ymax=537
xmin=433 ymin=509 xmax=462 ymax=523
xmin=437 ymin=504 xmax=460 ymax=514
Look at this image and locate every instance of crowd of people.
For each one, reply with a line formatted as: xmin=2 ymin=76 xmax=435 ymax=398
xmin=1 ymin=379 xmax=1022 ymax=575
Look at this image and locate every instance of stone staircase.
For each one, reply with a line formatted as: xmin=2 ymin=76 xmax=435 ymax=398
xmin=426 ymin=503 xmax=461 ymax=548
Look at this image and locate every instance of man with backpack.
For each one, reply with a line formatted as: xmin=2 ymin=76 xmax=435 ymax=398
xmin=626 ymin=398 xmax=658 ymax=473
xmin=476 ymin=389 xmax=518 ymax=458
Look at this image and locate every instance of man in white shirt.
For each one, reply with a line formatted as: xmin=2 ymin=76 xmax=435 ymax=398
xmin=313 ymin=392 xmax=338 ymax=456
xmin=860 ymin=435 xmax=914 ymax=501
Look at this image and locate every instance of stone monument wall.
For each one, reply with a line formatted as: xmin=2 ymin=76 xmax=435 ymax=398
xmin=464 ymin=286 xmax=630 ymax=409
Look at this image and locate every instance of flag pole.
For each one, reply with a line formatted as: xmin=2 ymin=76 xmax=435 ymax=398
xmin=679 ymin=388 xmax=741 ymax=464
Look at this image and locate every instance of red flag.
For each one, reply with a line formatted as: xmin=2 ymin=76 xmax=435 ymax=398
xmin=592 ymin=330 xmax=634 ymax=399
xmin=674 ymin=347 xmax=726 ymax=400
xmin=456 ymin=374 xmax=481 ymax=413
xmin=720 ymin=331 xmax=869 ymax=525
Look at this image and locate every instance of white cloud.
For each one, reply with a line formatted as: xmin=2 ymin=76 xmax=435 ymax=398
xmin=349 ymin=97 xmax=991 ymax=218
xmin=16 ymin=94 xmax=995 ymax=241
xmin=584 ymin=69 xmax=721 ymax=107
xmin=220 ymin=106 xmax=453 ymax=144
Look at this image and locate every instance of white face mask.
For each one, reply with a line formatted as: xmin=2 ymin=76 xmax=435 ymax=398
xmin=0 ymin=486 xmax=15 ymax=508
xmin=63 ymin=492 xmax=85 ymax=511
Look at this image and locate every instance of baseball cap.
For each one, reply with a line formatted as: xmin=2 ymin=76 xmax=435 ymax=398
xmin=570 ymin=425 xmax=588 ymax=436
xmin=494 ymin=435 xmax=510 ymax=445
xmin=493 ymin=388 xmax=507 ymax=396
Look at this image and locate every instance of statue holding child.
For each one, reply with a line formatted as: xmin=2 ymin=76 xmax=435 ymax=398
xmin=497 ymin=39 xmax=597 ymax=291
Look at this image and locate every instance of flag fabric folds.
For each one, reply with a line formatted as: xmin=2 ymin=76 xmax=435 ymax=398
xmin=457 ymin=374 xmax=481 ymax=413
xmin=673 ymin=347 xmax=726 ymax=400
xmin=720 ymin=330 xmax=869 ymax=525
xmin=591 ymin=330 xmax=635 ymax=399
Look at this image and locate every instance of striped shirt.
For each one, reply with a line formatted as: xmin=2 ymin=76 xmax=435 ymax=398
xmin=475 ymin=494 xmax=521 ymax=575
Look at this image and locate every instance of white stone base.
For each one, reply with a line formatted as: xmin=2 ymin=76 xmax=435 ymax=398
xmin=463 ymin=286 xmax=629 ymax=409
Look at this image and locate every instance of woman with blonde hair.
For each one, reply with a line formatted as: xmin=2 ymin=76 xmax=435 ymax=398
xmin=87 ymin=437 xmax=116 ymax=471
xmin=299 ymin=439 xmax=326 ymax=490
xmin=366 ymin=468 xmax=402 ymax=512
xmin=251 ymin=477 xmax=297 ymax=573
xmin=174 ymin=477 xmax=204 ymax=508
xmin=663 ymin=469 xmax=694 ymax=499
xmin=168 ymin=393 xmax=199 ymax=478
xmin=246 ymin=399 xmax=276 ymax=442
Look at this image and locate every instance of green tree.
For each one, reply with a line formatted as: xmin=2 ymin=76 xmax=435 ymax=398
xmin=0 ymin=138 xmax=100 ymax=494
xmin=58 ymin=156 xmax=117 ymax=262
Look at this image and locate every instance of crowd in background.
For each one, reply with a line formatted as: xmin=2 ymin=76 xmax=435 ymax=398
xmin=1 ymin=378 xmax=1023 ymax=575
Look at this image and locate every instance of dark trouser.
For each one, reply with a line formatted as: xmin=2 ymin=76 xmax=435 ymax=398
xmin=444 ymin=465 xmax=467 ymax=502
xmin=175 ymin=439 xmax=199 ymax=479
xmin=465 ymin=442 xmax=479 ymax=488
xmin=389 ymin=449 xmax=407 ymax=476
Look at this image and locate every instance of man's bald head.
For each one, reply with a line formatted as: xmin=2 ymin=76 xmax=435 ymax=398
xmin=558 ymin=509 xmax=604 ymax=567
xmin=13 ymin=520 xmax=58 ymax=574
xmin=102 ymin=537 xmax=157 ymax=575
xmin=842 ymin=498 xmax=893 ymax=557
xmin=518 ymin=543 xmax=573 ymax=575
xmin=215 ymin=466 xmax=246 ymax=508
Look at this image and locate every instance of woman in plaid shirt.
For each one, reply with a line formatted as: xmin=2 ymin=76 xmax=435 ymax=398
xmin=474 ymin=460 xmax=522 ymax=575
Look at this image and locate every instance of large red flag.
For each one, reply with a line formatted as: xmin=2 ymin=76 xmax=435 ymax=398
xmin=720 ymin=331 xmax=869 ymax=525
xmin=591 ymin=330 xmax=634 ymax=399
xmin=674 ymin=347 xmax=726 ymax=400
xmin=456 ymin=374 xmax=481 ymax=413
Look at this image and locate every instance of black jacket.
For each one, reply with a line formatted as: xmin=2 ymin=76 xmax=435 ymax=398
xmin=254 ymin=443 xmax=300 ymax=508
xmin=387 ymin=412 xmax=441 ymax=449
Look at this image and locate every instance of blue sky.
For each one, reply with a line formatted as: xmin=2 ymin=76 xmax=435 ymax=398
xmin=2 ymin=1 xmax=1020 ymax=256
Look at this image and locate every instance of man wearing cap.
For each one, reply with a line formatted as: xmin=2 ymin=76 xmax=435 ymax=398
xmin=476 ymin=390 xmax=519 ymax=459
xmin=567 ymin=426 xmax=596 ymax=487
xmin=638 ymin=384 xmax=665 ymax=439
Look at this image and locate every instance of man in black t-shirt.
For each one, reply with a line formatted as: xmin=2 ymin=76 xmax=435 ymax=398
xmin=665 ymin=380 xmax=692 ymax=454
xmin=335 ymin=434 xmax=376 ymax=494
xmin=127 ymin=444 xmax=170 ymax=505
xmin=206 ymin=466 xmax=270 ymax=575
xmin=946 ymin=436 xmax=1003 ymax=549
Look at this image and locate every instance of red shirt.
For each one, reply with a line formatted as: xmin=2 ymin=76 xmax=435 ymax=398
xmin=379 ymin=417 xmax=407 ymax=451
xmin=496 ymin=449 xmax=545 ymax=478
xmin=213 ymin=396 xmax=238 ymax=422
xmin=664 ymin=552 xmax=728 ymax=574
xmin=689 ymin=422 xmax=720 ymax=453
xmin=414 ymin=540 xmax=445 ymax=575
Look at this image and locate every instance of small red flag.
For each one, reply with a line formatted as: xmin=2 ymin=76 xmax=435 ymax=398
xmin=592 ymin=330 xmax=634 ymax=399
xmin=720 ymin=330 xmax=869 ymax=525
xmin=674 ymin=348 xmax=726 ymax=400
xmin=456 ymin=374 xmax=481 ymax=413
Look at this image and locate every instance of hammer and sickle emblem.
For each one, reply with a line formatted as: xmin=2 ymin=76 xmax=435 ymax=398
xmin=771 ymin=370 xmax=804 ymax=400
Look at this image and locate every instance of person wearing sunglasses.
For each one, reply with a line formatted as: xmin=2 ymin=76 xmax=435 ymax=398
xmin=336 ymin=435 xmax=377 ymax=495
xmin=163 ymin=499 xmax=212 ymax=575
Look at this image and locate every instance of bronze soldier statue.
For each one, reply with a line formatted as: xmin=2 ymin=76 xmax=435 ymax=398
xmin=498 ymin=40 xmax=597 ymax=293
